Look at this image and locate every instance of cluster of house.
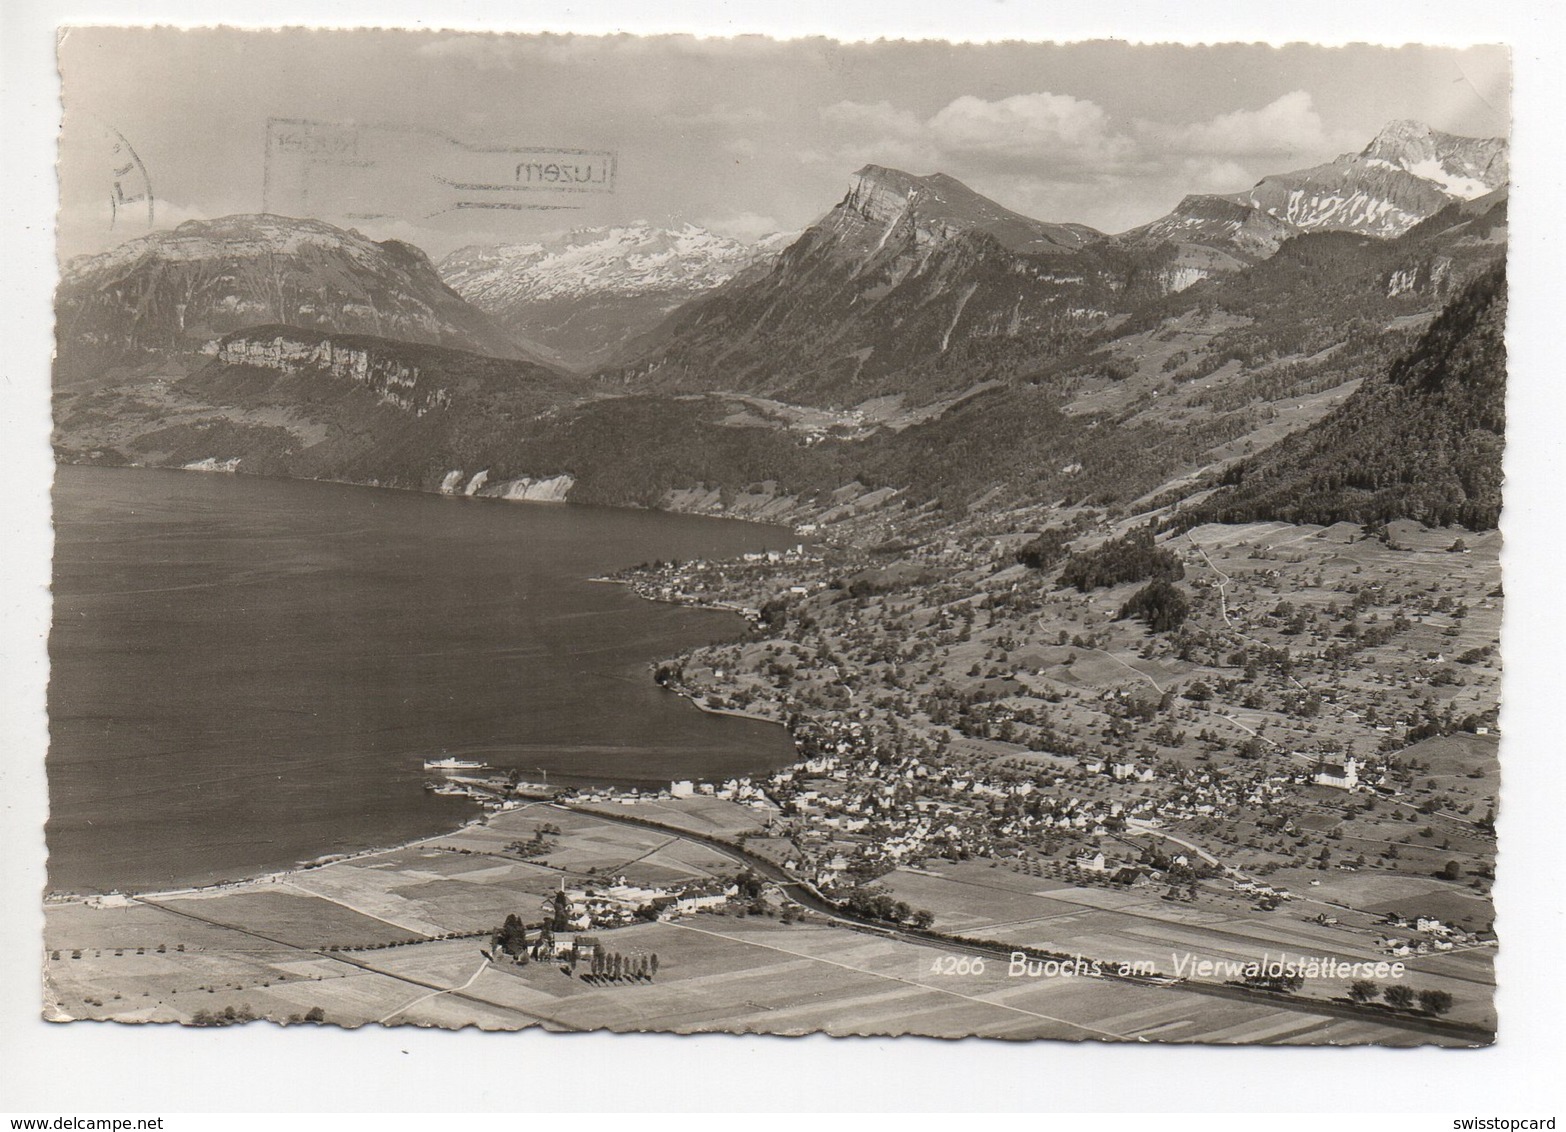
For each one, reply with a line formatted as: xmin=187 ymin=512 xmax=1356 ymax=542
xmin=740 ymin=546 xmax=809 ymax=564
xmin=541 ymin=685 xmax=1406 ymax=909
xmin=1377 ymin=912 xmax=1489 ymax=955
xmin=1231 ymin=879 xmax=1297 ymax=902
xmin=543 ymin=877 xmax=738 ymax=931
xmin=730 ymin=720 xmax=1225 ymax=887
xmin=614 ymin=547 xmax=820 ymax=617
xmin=605 ymin=711 xmax=1350 ymax=893
xmin=669 ymin=777 xmax=771 ymax=806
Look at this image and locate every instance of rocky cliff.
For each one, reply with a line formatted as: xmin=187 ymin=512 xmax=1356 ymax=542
xmin=211 ymin=333 xmax=453 ymax=416
xmin=55 ymin=325 xmax=583 ymax=499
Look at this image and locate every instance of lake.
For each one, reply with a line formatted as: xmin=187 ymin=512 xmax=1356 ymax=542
xmin=47 ymin=465 xmax=802 ymax=894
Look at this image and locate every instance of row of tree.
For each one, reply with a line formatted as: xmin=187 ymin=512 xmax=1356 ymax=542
xmin=582 ymin=946 xmax=659 ymax=982
xmin=1348 ymin=980 xmax=1455 ymax=1016
xmin=838 ymin=884 xmax=936 ymax=929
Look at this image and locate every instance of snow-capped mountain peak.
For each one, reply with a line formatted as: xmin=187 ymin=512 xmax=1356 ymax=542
xmin=440 ymin=223 xmax=788 ymax=306
xmin=1125 ymin=119 xmax=1509 ymax=255
xmin=438 ymin=222 xmax=792 ymax=370
xmin=1359 ymin=119 xmax=1509 ymax=200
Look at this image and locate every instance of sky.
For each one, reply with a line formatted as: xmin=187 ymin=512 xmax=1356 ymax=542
xmin=56 ymin=31 xmax=1511 ymax=260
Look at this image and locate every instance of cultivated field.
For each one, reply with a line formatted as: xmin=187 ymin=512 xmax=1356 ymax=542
xmin=45 ymin=802 xmax=1487 ymax=1042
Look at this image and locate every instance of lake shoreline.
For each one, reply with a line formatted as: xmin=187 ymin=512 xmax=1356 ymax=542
xmin=45 ymin=463 xmax=808 ymax=901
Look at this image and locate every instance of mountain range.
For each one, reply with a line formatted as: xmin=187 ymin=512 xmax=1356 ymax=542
xmin=53 ymin=118 xmax=1509 ymax=538
xmin=1125 ymin=120 xmax=1510 ymax=259
xmin=601 ymin=164 xmax=1186 ymax=408
xmin=438 ymin=224 xmax=792 ymax=371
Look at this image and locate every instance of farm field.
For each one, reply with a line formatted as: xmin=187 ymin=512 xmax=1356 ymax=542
xmin=44 ymin=803 xmax=1484 ymax=1042
xmin=873 ymin=861 xmax=1495 ymax=1030
xmin=42 ymin=909 xmax=1467 ymax=1043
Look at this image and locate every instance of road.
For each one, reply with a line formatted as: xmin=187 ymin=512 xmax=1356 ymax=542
xmin=558 ymin=801 xmax=1493 ymax=1044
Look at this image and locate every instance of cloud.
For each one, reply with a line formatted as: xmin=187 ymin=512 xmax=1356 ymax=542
xmin=822 ymin=93 xmax=1130 ymax=177
xmin=413 ymin=35 xmax=520 ymax=70
xmin=1152 ymin=91 xmax=1347 ymax=158
xmin=818 ymin=90 xmax=1357 ymax=183
xmin=928 ymin=92 xmax=1133 ymax=173
xmin=822 ymin=99 xmax=923 ymax=139
xmin=819 ymin=100 xmax=938 ymax=169
xmin=57 ymin=196 xmax=218 ymax=260
xmin=698 ymin=210 xmax=785 ymax=242
xmin=810 ymin=89 xmax=1367 ymax=230
xmin=1174 ymin=157 xmax=1261 ymax=194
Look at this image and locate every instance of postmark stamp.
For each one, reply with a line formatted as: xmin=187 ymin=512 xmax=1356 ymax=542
xmin=262 ymin=117 xmax=616 ymax=221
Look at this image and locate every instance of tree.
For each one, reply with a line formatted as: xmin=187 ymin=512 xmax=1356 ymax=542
xmin=650 ymin=953 xmax=660 ymax=979
xmin=1440 ymin=859 xmax=1462 ymax=881
xmin=303 ymin=1006 xmax=326 ymax=1023
xmin=911 ymin=909 xmax=935 ymax=930
xmin=1383 ymin=985 xmax=1417 ymax=1010
xmin=1119 ymin=579 xmax=1191 ymax=633
xmin=1058 ymin=527 xmax=1184 ymax=592
xmin=1347 ymin=980 xmax=1378 ymax=1004
xmin=1417 ymin=988 xmax=1455 ymax=1015
xmin=496 ymin=913 xmax=528 ymax=957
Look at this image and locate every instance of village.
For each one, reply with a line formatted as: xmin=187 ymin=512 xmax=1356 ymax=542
xmin=38 ymin=479 xmax=1500 ymax=1041
xmin=602 ymin=502 xmax=1500 ymax=967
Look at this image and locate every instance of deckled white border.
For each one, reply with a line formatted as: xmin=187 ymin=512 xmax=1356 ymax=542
xmin=2 ymin=0 xmax=1561 ymax=1115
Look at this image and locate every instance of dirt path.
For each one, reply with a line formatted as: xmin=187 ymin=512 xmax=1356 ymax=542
xmin=376 ymin=957 xmax=492 ymax=1025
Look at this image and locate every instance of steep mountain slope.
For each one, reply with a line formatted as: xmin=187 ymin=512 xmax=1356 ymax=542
xmin=1124 ymin=120 xmax=1509 ymax=259
xmin=1181 ymin=262 xmax=1506 ymax=530
xmin=1123 ymin=194 xmax=1304 ymax=261
xmin=56 ymin=325 xmax=582 ymax=495
xmin=607 ymin=166 xmax=1189 ymax=408
xmin=439 ymin=224 xmax=790 ymax=370
xmin=56 ymin=215 xmax=545 ymax=374
xmin=1093 ymin=189 xmax=1507 ymax=384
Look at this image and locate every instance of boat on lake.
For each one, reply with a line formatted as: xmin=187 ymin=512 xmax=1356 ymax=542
xmin=423 ymin=757 xmax=489 ymax=771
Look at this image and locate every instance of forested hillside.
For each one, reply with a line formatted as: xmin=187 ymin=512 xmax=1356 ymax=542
xmin=1182 ymin=261 xmax=1505 ymax=530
